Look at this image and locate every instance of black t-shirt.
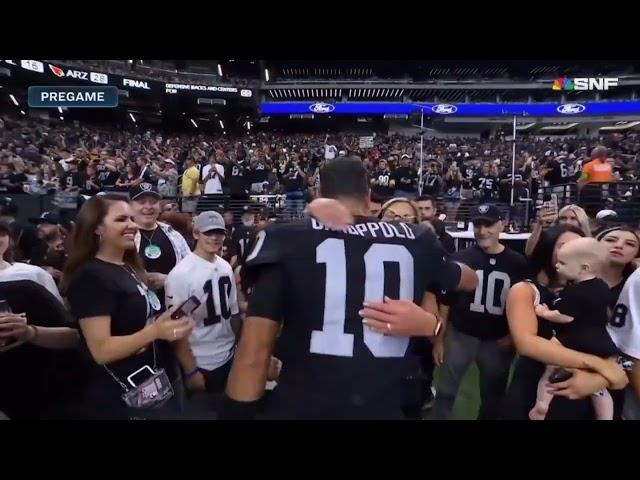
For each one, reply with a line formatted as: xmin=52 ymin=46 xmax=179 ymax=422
xmin=61 ymin=171 xmax=83 ymax=190
xmin=250 ymin=162 xmax=270 ymax=184
xmin=444 ymin=245 xmax=528 ymax=339
xmin=554 ymin=278 xmax=618 ymax=358
xmin=139 ymin=165 xmax=157 ymax=185
xmin=462 ymin=166 xmax=476 ymax=189
xmin=0 ymin=280 xmax=79 ymax=419
xmin=498 ymin=169 xmax=525 ymax=203
xmin=138 ymin=227 xmax=177 ymax=310
xmin=283 ymin=162 xmax=305 ymax=192
xmin=66 ymin=259 xmax=163 ymax=407
xmin=421 ymin=173 xmax=442 ymax=195
xmin=226 ymin=161 xmax=251 ymax=196
xmin=232 ymin=224 xmax=256 ymax=261
xmin=472 ymin=174 xmax=498 ymax=200
xmin=545 ymin=158 xmax=570 ymax=186
xmin=96 ymin=166 xmax=119 ymax=189
xmin=392 ymin=166 xmax=418 ymax=193
xmin=244 ymin=217 xmax=462 ymax=419
xmin=370 ymin=168 xmax=394 ymax=198
xmin=82 ymin=175 xmax=101 ymax=196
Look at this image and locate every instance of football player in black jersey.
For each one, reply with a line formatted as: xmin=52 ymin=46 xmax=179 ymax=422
xmin=431 ymin=203 xmax=528 ymax=420
xmin=219 ymin=158 xmax=477 ymax=420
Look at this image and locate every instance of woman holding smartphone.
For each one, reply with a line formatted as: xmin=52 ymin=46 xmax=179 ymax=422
xmin=62 ymin=194 xmax=194 ymax=419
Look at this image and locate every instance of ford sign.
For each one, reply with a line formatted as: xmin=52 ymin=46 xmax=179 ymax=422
xmin=432 ymin=104 xmax=458 ymax=114
xmin=557 ymin=103 xmax=586 ymax=114
xmin=309 ymin=102 xmax=335 ymax=114
xmin=240 ymin=89 xmax=253 ymax=98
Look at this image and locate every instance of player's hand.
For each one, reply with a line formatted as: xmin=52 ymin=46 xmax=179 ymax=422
xmin=267 ymin=356 xmax=282 ymax=381
xmin=360 ymin=297 xmax=438 ymax=337
xmin=306 ymin=198 xmax=354 ymax=230
xmin=153 ymin=308 xmax=194 ymax=342
xmin=186 ymin=371 xmax=207 ymax=392
xmin=146 ymin=272 xmax=167 ymax=291
xmin=546 ymin=369 xmax=613 ymax=400
xmin=432 ymin=336 xmax=445 ymax=366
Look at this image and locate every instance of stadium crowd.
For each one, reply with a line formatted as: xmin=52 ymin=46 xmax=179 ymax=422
xmin=1 ymin=113 xmax=640 ymax=421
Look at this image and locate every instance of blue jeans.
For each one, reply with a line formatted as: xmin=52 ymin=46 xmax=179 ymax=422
xmin=394 ymin=190 xmax=417 ymax=199
xmin=285 ymin=190 xmax=306 ymax=220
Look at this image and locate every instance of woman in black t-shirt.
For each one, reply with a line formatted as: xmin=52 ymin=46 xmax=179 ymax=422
xmin=62 ymin=194 xmax=194 ymax=419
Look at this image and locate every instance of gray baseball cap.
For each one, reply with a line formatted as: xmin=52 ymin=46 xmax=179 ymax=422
xmin=194 ymin=211 xmax=226 ymax=234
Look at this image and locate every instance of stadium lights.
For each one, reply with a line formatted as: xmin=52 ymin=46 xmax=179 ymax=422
xmin=58 ymin=107 xmax=63 ymax=114
xmin=191 ymin=119 xmax=198 ymax=128
xmin=9 ymin=94 xmax=18 ymax=106
xmin=217 ymin=64 xmax=223 ymax=76
xmin=265 ymin=68 xmax=270 ymax=82
xmin=246 ymin=121 xmax=251 ymax=131
xmin=129 ymin=113 xmax=136 ymax=123
xmin=59 ymin=116 xmax=64 ymax=121
xmin=20 ymin=110 xmax=25 ymax=115
xmin=219 ymin=120 xmax=225 ymax=129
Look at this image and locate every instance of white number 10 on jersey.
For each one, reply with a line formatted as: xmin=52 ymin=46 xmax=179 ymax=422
xmin=311 ymin=238 xmax=414 ymax=358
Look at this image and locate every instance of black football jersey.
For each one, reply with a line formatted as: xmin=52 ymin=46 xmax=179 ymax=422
xmin=443 ymin=245 xmax=528 ymax=339
xmin=60 ymin=171 xmax=83 ymax=190
xmin=226 ymin=161 xmax=251 ymax=196
xmin=370 ymin=168 xmax=394 ymax=198
xmin=546 ymin=158 xmax=570 ymax=186
xmin=421 ymin=173 xmax=442 ymax=195
xmin=498 ymin=169 xmax=525 ymax=202
xmin=232 ymin=224 xmax=256 ymax=260
xmin=472 ymin=175 xmax=498 ymax=200
xmin=462 ymin=166 xmax=476 ymax=189
xmin=244 ymin=217 xmax=462 ymax=419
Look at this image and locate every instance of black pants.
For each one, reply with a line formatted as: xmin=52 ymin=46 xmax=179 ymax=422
xmin=200 ymin=359 xmax=233 ymax=394
xmin=182 ymin=360 xmax=234 ymax=419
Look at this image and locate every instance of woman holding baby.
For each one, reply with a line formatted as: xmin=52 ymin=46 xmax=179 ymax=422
xmin=502 ymin=225 xmax=629 ymax=420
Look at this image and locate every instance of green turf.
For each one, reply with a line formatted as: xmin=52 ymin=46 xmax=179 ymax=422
xmin=427 ymin=363 xmax=481 ymax=420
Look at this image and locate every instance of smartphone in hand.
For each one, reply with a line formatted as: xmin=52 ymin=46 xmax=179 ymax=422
xmin=171 ymin=296 xmax=201 ymax=320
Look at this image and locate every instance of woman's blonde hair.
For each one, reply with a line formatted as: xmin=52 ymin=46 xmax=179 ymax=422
xmin=378 ymin=197 xmax=422 ymax=224
xmin=557 ymin=204 xmax=591 ymax=237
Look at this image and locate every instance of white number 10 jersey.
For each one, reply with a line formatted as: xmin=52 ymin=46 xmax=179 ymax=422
xmin=165 ymin=252 xmax=239 ymax=370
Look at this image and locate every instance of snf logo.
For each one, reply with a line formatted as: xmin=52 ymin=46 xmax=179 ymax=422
xmin=552 ymin=76 xmax=618 ymax=91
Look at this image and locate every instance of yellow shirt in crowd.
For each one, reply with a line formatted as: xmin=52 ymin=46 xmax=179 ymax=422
xmin=182 ymin=166 xmax=201 ymax=197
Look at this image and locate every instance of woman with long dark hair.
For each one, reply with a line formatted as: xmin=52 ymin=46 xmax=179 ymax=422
xmin=503 ymin=225 xmax=628 ymax=419
xmin=62 ymin=194 xmax=194 ymax=419
xmin=596 ymin=225 xmax=640 ymax=307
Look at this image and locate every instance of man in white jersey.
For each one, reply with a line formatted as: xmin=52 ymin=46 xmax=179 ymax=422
xmin=165 ymin=211 xmax=240 ymax=395
xmin=607 ymin=268 xmax=640 ymax=420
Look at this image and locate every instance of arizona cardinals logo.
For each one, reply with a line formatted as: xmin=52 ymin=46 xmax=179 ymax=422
xmin=49 ymin=65 xmax=65 ymax=77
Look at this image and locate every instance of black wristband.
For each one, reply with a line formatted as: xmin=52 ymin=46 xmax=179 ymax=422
xmin=217 ymin=395 xmax=261 ymax=420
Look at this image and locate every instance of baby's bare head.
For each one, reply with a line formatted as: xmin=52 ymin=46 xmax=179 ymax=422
xmin=556 ymin=237 xmax=607 ymax=280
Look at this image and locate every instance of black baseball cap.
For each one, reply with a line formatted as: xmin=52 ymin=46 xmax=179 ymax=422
xmin=471 ymin=204 xmax=502 ymax=224
xmin=29 ymin=211 xmax=61 ymax=226
xmin=129 ymin=182 xmax=161 ymax=201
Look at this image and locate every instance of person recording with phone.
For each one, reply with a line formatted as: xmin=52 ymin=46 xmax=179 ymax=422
xmin=62 ymin=194 xmax=194 ymax=419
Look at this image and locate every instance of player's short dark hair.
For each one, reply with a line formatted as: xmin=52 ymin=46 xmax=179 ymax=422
xmin=319 ymin=157 xmax=369 ymax=200
xmin=416 ymin=195 xmax=436 ymax=205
